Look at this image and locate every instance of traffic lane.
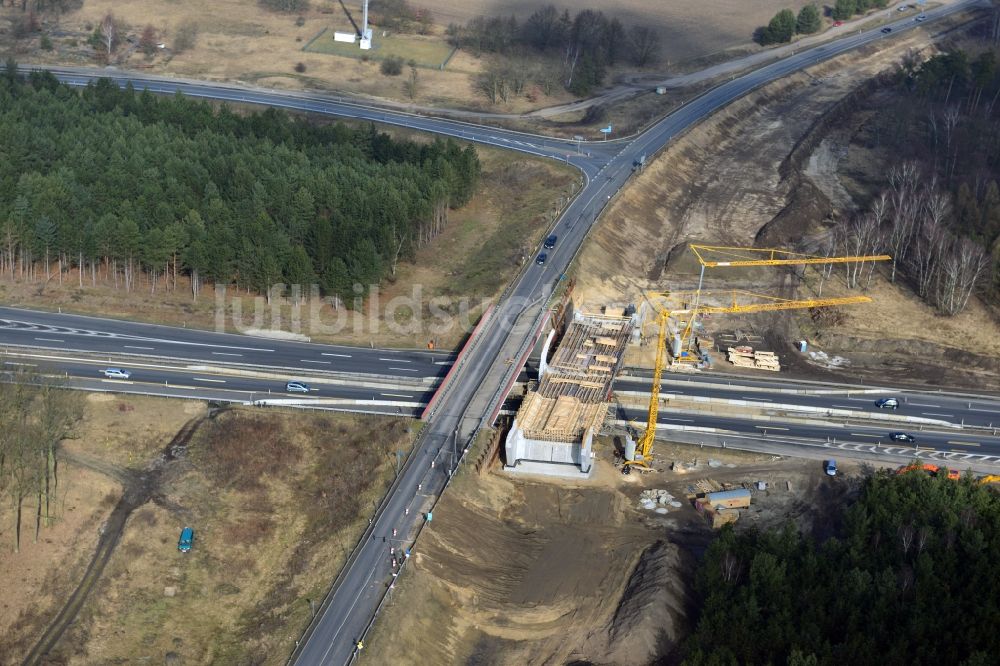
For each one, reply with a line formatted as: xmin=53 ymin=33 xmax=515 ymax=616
xmin=48 ymin=73 xmax=616 ymax=173
xmin=612 ymin=377 xmax=1000 ymax=428
xmin=0 ymin=306 xmax=453 ymax=377
xmin=46 ymin=377 xmax=427 ymax=418
xmin=616 ymin=407 xmax=1000 ymax=455
xmin=4 ymin=358 xmax=434 ymax=404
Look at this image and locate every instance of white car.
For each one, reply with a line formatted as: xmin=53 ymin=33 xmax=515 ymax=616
xmin=285 ymin=381 xmax=311 ymax=393
xmin=915 ymin=14 xmax=927 ymax=22
xmin=103 ymin=367 xmax=132 ymax=379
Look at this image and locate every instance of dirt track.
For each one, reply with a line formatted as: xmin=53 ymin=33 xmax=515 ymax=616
xmin=22 ymin=415 xmax=208 ymax=665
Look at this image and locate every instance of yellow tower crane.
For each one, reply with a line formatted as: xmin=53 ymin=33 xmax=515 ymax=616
xmin=623 ymin=245 xmax=893 ymax=472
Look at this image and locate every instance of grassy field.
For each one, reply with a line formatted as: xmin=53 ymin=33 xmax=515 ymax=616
xmin=0 ymin=396 xmax=416 ymax=664
xmin=1 ymin=0 xmax=814 ymax=110
xmin=304 ymin=28 xmax=455 ymax=68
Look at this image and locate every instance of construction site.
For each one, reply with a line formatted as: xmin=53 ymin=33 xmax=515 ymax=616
xmin=504 ymin=306 xmax=634 ymax=477
xmin=500 ymin=243 xmax=890 ymax=481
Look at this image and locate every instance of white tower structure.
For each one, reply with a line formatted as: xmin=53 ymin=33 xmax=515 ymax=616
xmin=360 ymin=0 xmax=373 ymax=49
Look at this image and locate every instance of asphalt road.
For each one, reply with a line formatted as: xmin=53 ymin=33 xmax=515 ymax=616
xmin=614 ymin=375 xmax=1000 ymax=429
xmin=0 ymin=306 xmax=451 ymax=380
xmin=615 ymin=406 xmax=1000 ymax=466
xmin=15 ymin=2 xmax=988 ymax=663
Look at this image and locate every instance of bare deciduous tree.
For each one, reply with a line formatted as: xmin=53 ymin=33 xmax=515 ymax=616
xmin=100 ymin=13 xmax=115 ymax=55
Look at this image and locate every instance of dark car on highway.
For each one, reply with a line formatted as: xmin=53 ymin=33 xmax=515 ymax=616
xmin=881 ymin=26 xmax=893 ymax=33
xmin=889 ymin=432 xmax=916 ymax=443
xmin=543 ymin=234 xmax=558 ymax=249
xmin=876 ymin=397 xmax=900 ymax=410
xmin=536 ymin=253 xmax=548 ymax=265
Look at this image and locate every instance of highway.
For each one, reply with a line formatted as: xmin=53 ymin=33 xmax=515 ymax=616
xmin=615 ymin=406 xmax=1000 ymax=468
xmin=11 ymin=1 xmax=988 ymax=663
xmin=0 ymin=306 xmax=451 ymax=380
xmin=614 ymin=374 xmax=1000 ymax=429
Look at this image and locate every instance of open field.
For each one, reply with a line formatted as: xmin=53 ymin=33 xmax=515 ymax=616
xmin=0 ymin=141 xmax=576 ymax=351
xmin=572 ymin=14 xmax=1000 ymax=390
xmin=0 ymin=395 xmax=415 ymax=664
xmin=392 ymin=0 xmax=816 ymax=66
xmin=365 ymin=437 xmax=867 ymax=664
xmin=1 ymin=0 xmax=814 ymax=111
xmin=304 ymin=28 xmax=454 ymax=68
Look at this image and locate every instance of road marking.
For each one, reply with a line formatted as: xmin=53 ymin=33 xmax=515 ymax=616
xmin=193 ymin=377 xmax=226 ymax=383
xmin=34 ymin=337 xmax=64 ymax=342
xmin=433 ymin=361 xmax=452 ymax=366
xmin=380 ymin=358 xmax=411 ymax=363
xmin=380 ymin=393 xmax=412 ymax=398
xmin=300 ymin=359 xmax=332 ymax=364
xmin=662 ymin=417 xmax=694 ymax=422
xmin=846 ymin=397 xmax=872 ymax=402
xmin=743 ymin=396 xmax=771 ymax=401
xmin=211 ymin=352 xmax=242 ymax=357
xmin=124 ymin=345 xmax=156 ymax=350
xmin=947 ymin=440 xmax=981 ymax=447
xmin=754 ymin=425 xmax=787 ymax=430
xmin=922 ymin=412 xmax=954 ymax=418
xmin=101 ymin=379 xmax=132 ymax=384
xmin=4 ymin=361 xmax=36 ymax=366
xmin=322 ymin=353 xmax=352 ymax=358
xmin=969 ymin=407 xmax=999 ymax=413
xmin=909 ymin=402 xmax=940 ymax=408
xmin=389 ymin=367 xmax=419 ymax=373
xmin=832 ymin=405 xmax=854 ymax=409
xmin=850 ymin=433 xmax=882 ymax=438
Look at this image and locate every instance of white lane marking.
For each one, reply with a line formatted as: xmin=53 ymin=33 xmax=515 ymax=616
xmin=846 ymin=397 xmax=872 ymax=402
xmin=379 ymin=358 xmax=411 ymax=363
xmin=4 ymin=361 xmax=37 ymax=366
xmin=193 ymin=377 xmax=226 ymax=383
xmin=433 ymin=361 xmax=452 ymax=366
xmin=832 ymin=405 xmax=854 ymax=409
xmin=909 ymin=402 xmax=940 ymax=408
xmin=922 ymin=412 xmax=954 ymax=418
xmin=322 ymin=353 xmax=352 ymax=358
xmin=661 ymin=417 xmax=694 ymax=422
xmin=380 ymin=393 xmax=412 ymax=398
xmin=301 ymin=359 xmax=332 ymax=364
xmin=662 ymin=390 xmax=685 ymax=394
xmin=755 ymin=425 xmax=788 ymax=430
xmin=101 ymin=379 xmax=133 ymax=384
xmin=969 ymin=408 xmax=999 ymax=413
xmin=211 ymin=352 xmax=243 ymax=357
xmin=744 ymin=396 xmax=771 ymax=401
xmin=947 ymin=440 xmax=980 ymax=447
xmin=124 ymin=345 xmax=155 ymax=350
xmin=850 ymin=433 xmax=882 ymax=438
xmin=34 ymin=337 xmax=64 ymax=342
xmin=389 ymin=367 xmax=419 ymax=373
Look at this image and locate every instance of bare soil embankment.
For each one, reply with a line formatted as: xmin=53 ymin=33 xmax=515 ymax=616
xmin=575 ymin=15 xmax=1000 ymax=390
xmin=364 ymin=441 xmax=866 ymax=665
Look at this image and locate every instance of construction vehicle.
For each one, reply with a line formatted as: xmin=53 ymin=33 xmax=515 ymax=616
xmin=623 ymin=305 xmax=668 ymax=473
xmin=896 ymin=463 xmax=960 ymax=480
xmin=978 ymin=475 xmax=1000 ymax=485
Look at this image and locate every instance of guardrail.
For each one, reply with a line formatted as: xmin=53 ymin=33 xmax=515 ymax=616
xmin=420 ymin=304 xmax=495 ymax=421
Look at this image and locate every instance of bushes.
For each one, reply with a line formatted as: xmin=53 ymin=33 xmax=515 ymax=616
xmin=173 ymin=20 xmax=199 ymax=53
xmin=258 ymin=0 xmax=309 ymax=13
xmin=380 ymin=55 xmax=404 ymax=76
xmin=757 ymin=4 xmax=822 ymax=45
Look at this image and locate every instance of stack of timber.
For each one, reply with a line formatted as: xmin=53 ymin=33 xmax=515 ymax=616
xmin=726 ymin=346 xmax=781 ymax=371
